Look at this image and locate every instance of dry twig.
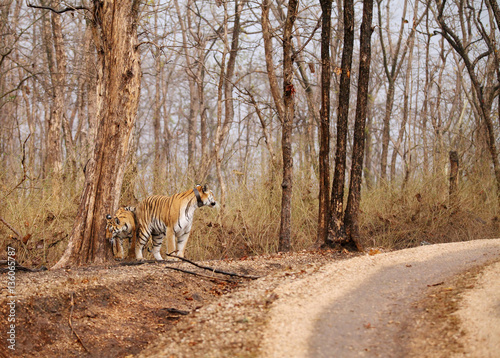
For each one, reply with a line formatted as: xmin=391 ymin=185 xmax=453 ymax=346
xmin=69 ymin=293 xmax=90 ymax=354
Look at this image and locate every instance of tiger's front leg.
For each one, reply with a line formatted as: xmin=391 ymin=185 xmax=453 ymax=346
xmin=165 ymin=227 xmax=176 ymax=258
xmin=176 ymin=232 xmax=191 ymax=258
xmin=116 ymin=239 xmax=125 ymax=260
xmin=126 ymin=232 xmax=137 ymax=260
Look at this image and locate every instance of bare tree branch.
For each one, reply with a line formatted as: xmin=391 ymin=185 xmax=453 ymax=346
xmin=27 ymin=3 xmax=90 ymax=14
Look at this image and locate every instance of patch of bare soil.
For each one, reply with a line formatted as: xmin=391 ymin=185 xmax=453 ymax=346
xmin=0 ymin=250 xmax=349 ymax=358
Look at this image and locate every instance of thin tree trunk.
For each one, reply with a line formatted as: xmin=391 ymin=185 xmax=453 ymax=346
xmin=318 ymin=0 xmax=332 ymax=244
xmin=214 ymin=1 xmax=229 ymax=211
xmin=449 ymin=150 xmax=459 ymax=206
xmin=53 ymin=0 xmax=141 ymax=268
xmin=390 ymin=37 xmax=415 ymax=180
xmin=344 ymin=0 xmax=373 ymax=252
xmin=174 ymin=0 xmax=198 ymax=176
xmin=261 ymin=0 xmax=285 ymax=122
xmin=42 ymin=1 xmax=66 ymax=186
xmin=153 ymin=6 xmax=162 ymax=193
xmin=380 ymin=81 xmax=394 ymax=181
xmin=326 ymin=0 xmax=354 ymax=244
xmin=215 ymin=0 xmax=243 ymax=209
xmin=279 ymin=0 xmax=299 ymax=252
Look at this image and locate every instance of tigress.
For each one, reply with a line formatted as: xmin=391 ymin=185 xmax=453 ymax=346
xmin=106 ymin=206 xmax=137 ymax=260
xmin=135 ymin=184 xmax=217 ymax=261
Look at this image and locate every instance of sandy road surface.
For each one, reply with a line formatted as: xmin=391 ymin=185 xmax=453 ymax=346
xmin=261 ymin=239 xmax=500 ymax=358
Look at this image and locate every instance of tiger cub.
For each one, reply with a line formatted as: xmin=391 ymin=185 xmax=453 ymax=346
xmin=106 ymin=206 xmax=137 ymax=260
xmin=135 ymin=184 xmax=217 ymax=261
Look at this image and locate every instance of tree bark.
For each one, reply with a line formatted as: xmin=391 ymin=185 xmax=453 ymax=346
xmin=344 ymin=0 xmax=374 ymax=252
xmin=326 ymin=0 xmax=354 ymax=244
xmin=318 ymin=0 xmax=332 ymax=244
xmin=279 ymin=0 xmax=299 ymax=252
xmin=449 ymin=150 xmax=459 ymax=205
xmin=261 ymin=0 xmax=285 ymax=123
xmin=42 ymin=0 xmax=66 ymax=186
xmin=53 ymin=0 xmax=142 ymax=268
xmin=153 ymin=6 xmax=162 ymax=194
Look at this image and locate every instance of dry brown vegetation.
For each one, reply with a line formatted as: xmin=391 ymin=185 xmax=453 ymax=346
xmin=1 ymin=167 xmax=498 ymax=268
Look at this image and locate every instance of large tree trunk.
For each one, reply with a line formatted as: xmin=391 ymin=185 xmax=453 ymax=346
xmin=279 ymin=0 xmax=299 ymax=252
xmin=326 ymin=0 xmax=354 ymax=245
xmin=343 ymin=0 xmax=374 ymax=252
xmin=53 ymin=0 xmax=141 ymax=269
xmin=318 ymin=0 xmax=332 ymax=244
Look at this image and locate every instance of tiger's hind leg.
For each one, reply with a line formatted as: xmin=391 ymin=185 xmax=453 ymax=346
xmin=151 ymin=233 xmax=165 ymax=261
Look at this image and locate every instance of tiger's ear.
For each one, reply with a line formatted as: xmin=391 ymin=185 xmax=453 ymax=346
xmin=125 ymin=206 xmax=136 ymax=213
xmin=106 ymin=214 xmax=112 ymax=220
xmin=203 ymin=184 xmax=209 ymax=192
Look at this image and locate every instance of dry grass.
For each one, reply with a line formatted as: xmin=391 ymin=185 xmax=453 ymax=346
xmin=0 ymin=177 xmax=80 ymax=267
xmin=1 ymin=170 xmax=498 ymax=267
xmin=359 ymin=174 xmax=499 ymax=249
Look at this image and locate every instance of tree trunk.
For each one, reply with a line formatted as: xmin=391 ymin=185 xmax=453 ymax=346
xmin=318 ymin=0 xmax=332 ymax=244
xmin=261 ymin=0 xmax=285 ymax=122
xmin=449 ymin=150 xmax=459 ymax=206
xmin=326 ymin=0 xmax=354 ymax=244
xmin=343 ymin=0 xmax=373 ymax=252
xmin=53 ymin=0 xmax=141 ymax=268
xmin=174 ymin=0 xmax=199 ymax=176
xmin=380 ymin=81 xmax=394 ymax=181
xmin=42 ymin=1 xmax=66 ymax=186
xmin=279 ymin=0 xmax=298 ymax=252
xmin=215 ymin=0 xmax=243 ymax=209
xmin=153 ymin=6 xmax=162 ymax=194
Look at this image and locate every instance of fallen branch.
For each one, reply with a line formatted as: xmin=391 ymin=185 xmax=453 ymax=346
xmin=164 ymin=265 xmax=235 ymax=282
xmin=69 ymin=293 xmax=90 ymax=354
xmin=119 ymin=256 xmax=260 ymax=280
xmin=0 ymin=261 xmax=47 ymax=273
xmin=165 ymin=253 xmax=260 ymax=280
xmin=164 ymin=308 xmax=190 ymax=315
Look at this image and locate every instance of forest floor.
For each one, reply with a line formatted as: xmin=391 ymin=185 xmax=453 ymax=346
xmin=1 ymin=239 xmax=499 ymax=358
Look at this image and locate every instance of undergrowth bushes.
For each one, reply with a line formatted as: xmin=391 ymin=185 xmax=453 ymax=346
xmin=1 ymin=171 xmax=498 ymax=267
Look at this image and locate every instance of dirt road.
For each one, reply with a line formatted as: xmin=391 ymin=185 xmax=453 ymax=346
xmin=138 ymin=239 xmax=500 ymax=358
xmin=261 ymin=239 xmax=500 ymax=358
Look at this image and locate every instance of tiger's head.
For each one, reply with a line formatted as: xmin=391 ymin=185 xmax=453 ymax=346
xmin=194 ymin=184 xmax=217 ymax=208
xmin=106 ymin=206 xmax=136 ymax=259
